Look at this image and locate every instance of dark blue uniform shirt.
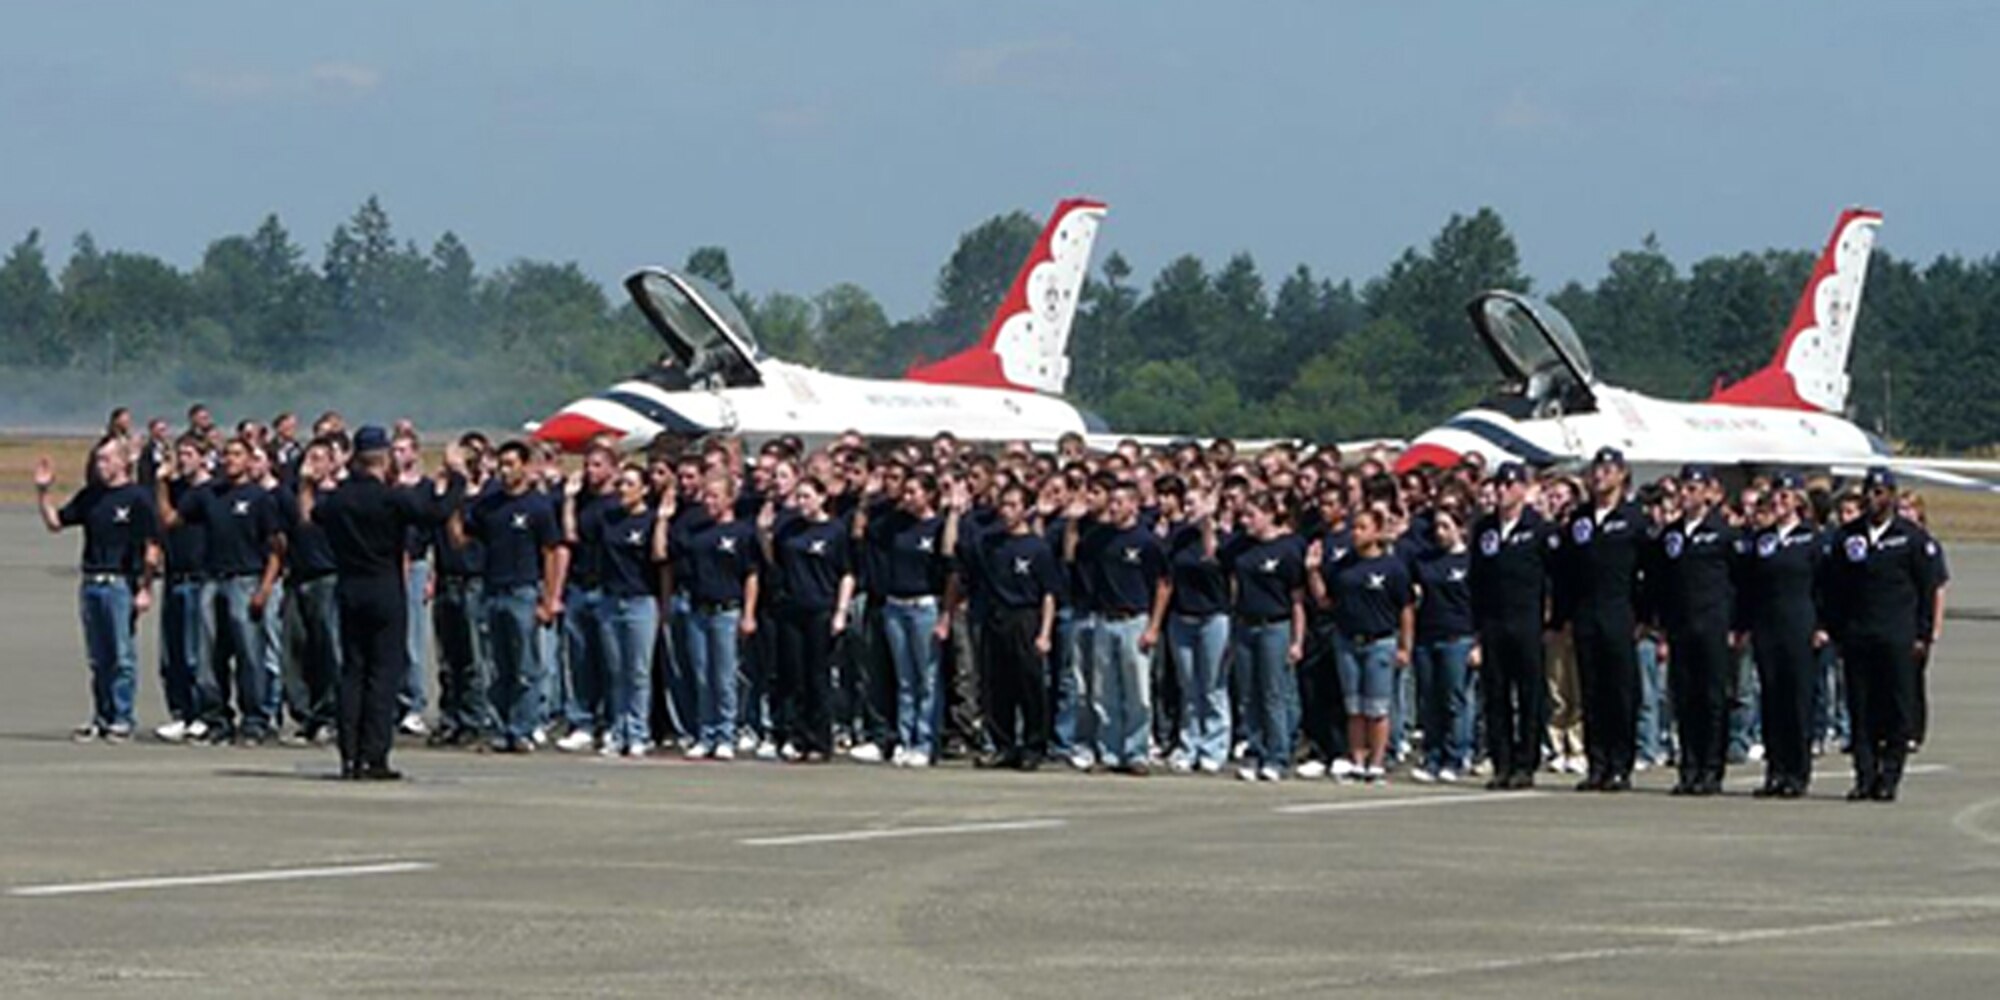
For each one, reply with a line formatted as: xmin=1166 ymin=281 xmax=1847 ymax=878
xmin=469 ymin=488 xmax=559 ymax=590
xmin=1088 ymin=523 xmax=1165 ymax=615
xmin=595 ymin=504 xmax=661 ymax=598
xmin=1167 ymin=521 xmax=1228 ymax=617
xmin=1412 ymin=546 xmax=1474 ymax=641
xmin=976 ymin=529 xmax=1063 ymax=611
xmin=1331 ymin=551 xmax=1413 ymax=638
xmin=871 ymin=511 xmax=947 ymax=599
xmin=774 ymin=516 xmax=851 ymax=612
xmin=682 ymin=518 xmax=761 ymax=605
xmin=178 ymin=480 xmax=280 ymax=578
xmin=60 ymin=483 xmax=158 ymax=576
xmin=1224 ymin=532 xmax=1305 ymax=622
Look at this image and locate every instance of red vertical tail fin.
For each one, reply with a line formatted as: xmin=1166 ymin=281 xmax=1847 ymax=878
xmin=1710 ymin=208 xmax=1883 ymax=412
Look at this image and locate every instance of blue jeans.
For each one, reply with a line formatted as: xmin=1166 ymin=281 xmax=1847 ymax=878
xmin=1237 ymin=620 xmax=1295 ymax=769
xmin=485 ymin=584 xmax=546 ymax=743
xmin=402 ymin=560 xmax=430 ymax=715
xmin=1169 ymin=613 xmax=1231 ymax=766
xmin=433 ymin=576 xmax=491 ymax=735
xmin=1092 ymin=615 xmax=1152 ymax=767
xmin=561 ymin=586 xmax=605 ymax=732
xmin=1337 ymin=635 xmax=1396 ymax=719
xmin=288 ymin=575 xmax=343 ymax=733
xmin=1414 ymin=636 xmax=1474 ymax=772
xmin=204 ymin=576 xmax=271 ymax=735
xmin=160 ymin=579 xmax=209 ymax=723
xmin=1729 ymin=646 xmax=1761 ymax=757
xmin=1391 ymin=652 xmax=1417 ymax=754
xmin=1636 ymin=635 xmax=1667 ymax=763
xmin=599 ymin=595 xmax=657 ymax=750
xmin=1813 ymin=645 xmax=1848 ymax=745
xmin=882 ymin=598 xmax=942 ymax=756
xmin=687 ymin=606 xmax=742 ymax=749
xmin=78 ymin=578 xmax=137 ymax=729
xmin=1053 ymin=610 xmax=1094 ymax=757
xmin=660 ymin=593 xmax=697 ymax=743
xmin=258 ymin=579 xmax=287 ymax=723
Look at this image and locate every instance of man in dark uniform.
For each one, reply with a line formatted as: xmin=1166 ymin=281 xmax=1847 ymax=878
xmin=968 ymin=483 xmax=1063 ymax=769
xmin=1551 ymin=447 xmax=1648 ymax=792
xmin=1467 ymin=462 xmax=1550 ymax=790
xmin=35 ymin=440 xmax=161 ymax=742
xmin=1653 ymin=465 xmax=1740 ymax=796
xmin=1737 ymin=473 xmax=1821 ymax=798
xmin=301 ymin=427 xmax=464 ymax=779
xmin=1821 ymin=467 xmax=1938 ymax=802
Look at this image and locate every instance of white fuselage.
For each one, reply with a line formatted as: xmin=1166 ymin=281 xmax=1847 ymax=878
xmin=556 ymin=358 xmax=1091 ymax=449
xmin=1408 ymin=385 xmax=1888 ymax=479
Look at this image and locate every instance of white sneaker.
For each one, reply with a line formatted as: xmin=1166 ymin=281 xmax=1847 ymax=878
xmin=1634 ymin=758 xmax=1654 ymax=772
xmin=891 ymin=746 xmax=911 ymax=767
xmin=712 ymin=743 xmax=736 ymax=761
xmin=905 ymin=751 xmax=931 ymax=768
xmin=1067 ymin=751 xmax=1095 ymax=772
xmin=1562 ymin=755 xmax=1587 ymax=774
xmin=399 ymin=713 xmax=430 ymax=737
xmin=1231 ymin=740 xmax=1250 ymax=762
xmin=624 ymin=744 xmax=648 ymax=759
xmin=186 ymin=719 xmax=211 ymax=742
xmin=1295 ymin=759 xmax=1328 ymax=780
xmin=1236 ymin=766 xmax=1262 ymax=782
xmin=1168 ymin=757 xmax=1194 ymax=774
xmin=1257 ymin=766 xmax=1284 ymax=782
xmin=1471 ymin=759 xmax=1493 ymax=777
xmin=684 ymin=743 xmax=712 ymax=760
xmin=556 ymin=730 xmax=596 ymax=753
xmin=71 ymin=722 xmax=100 ymax=743
xmin=531 ymin=726 xmax=549 ymax=748
xmin=1748 ymin=743 xmax=1766 ymax=762
xmin=1330 ymin=758 xmax=1358 ymax=781
xmin=755 ymin=740 xmax=779 ymax=761
xmin=597 ymin=742 xmax=622 ymax=758
xmin=1410 ymin=767 xmax=1438 ymax=784
xmin=736 ymin=732 xmax=759 ymax=753
xmin=154 ymin=720 xmax=190 ymax=743
xmin=779 ymin=743 xmax=803 ymax=763
xmin=850 ymin=743 xmax=885 ymax=764
xmin=1437 ymin=768 xmax=1460 ymax=784
xmin=1197 ymin=759 xmax=1223 ymax=775
xmin=1363 ymin=764 xmax=1387 ymax=783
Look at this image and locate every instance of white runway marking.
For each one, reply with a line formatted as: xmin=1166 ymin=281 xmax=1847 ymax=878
xmin=8 ymin=860 xmax=435 ymax=898
xmin=1275 ymin=791 xmax=1549 ymax=815
xmin=740 ymin=818 xmax=1067 ymax=847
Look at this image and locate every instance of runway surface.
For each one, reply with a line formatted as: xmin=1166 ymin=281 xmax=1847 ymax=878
xmin=3 ymin=513 xmax=1998 ymax=998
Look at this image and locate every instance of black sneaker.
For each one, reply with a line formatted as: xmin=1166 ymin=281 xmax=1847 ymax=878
xmin=70 ymin=721 xmax=102 ymax=743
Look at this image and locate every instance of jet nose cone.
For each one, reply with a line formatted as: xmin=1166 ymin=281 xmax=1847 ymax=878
xmin=1394 ymin=442 xmax=1461 ymax=474
xmin=533 ymin=411 xmax=623 ymax=453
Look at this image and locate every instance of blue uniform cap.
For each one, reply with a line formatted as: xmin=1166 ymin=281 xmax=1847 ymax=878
xmin=1679 ymin=464 xmax=1716 ymax=484
xmin=353 ymin=425 xmax=392 ymax=454
xmin=1864 ymin=466 xmax=1897 ymax=491
xmin=1772 ymin=470 xmax=1805 ymax=491
xmin=1591 ymin=446 xmax=1626 ymax=467
xmin=1492 ymin=461 xmax=1528 ymax=486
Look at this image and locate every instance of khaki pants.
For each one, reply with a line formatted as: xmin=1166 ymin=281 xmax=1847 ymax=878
xmin=1545 ymin=627 xmax=1584 ymax=760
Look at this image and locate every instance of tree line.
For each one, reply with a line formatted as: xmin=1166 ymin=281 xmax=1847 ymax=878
xmin=1 ymin=196 xmax=1994 ymax=450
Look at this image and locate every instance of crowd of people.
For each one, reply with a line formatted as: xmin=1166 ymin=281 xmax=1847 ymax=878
xmin=34 ymin=404 xmax=1948 ymax=800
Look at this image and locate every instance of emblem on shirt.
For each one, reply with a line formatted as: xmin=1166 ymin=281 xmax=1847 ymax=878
xmin=808 ymin=539 xmax=828 ymax=556
xmin=917 ymin=536 xmax=935 ymax=553
xmin=1365 ymin=572 xmax=1386 ymax=591
xmin=1844 ymin=535 xmax=1869 ymax=562
xmin=625 ymin=529 xmax=645 ymax=546
xmin=1122 ymin=546 xmax=1141 ymax=564
xmin=510 ymin=513 xmax=529 ymax=530
xmin=1259 ymin=557 xmax=1280 ymax=573
xmin=1329 ymin=547 xmax=1349 ymax=563
xmin=112 ymin=506 xmax=131 ymax=524
xmin=1757 ymin=533 xmax=1778 ymax=558
xmin=1663 ymin=531 xmax=1685 ymax=560
xmin=1478 ymin=530 xmax=1500 ymax=557
xmin=1925 ymin=540 xmax=1938 ymax=557
xmin=1571 ymin=518 xmax=1593 ymax=544
xmin=1447 ymin=567 xmax=1467 ymax=583
xmin=1013 ymin=556 xmax=1032 ymax=575
xmin=718 ymin=536 xmax=738 ymax=554
xmin=231 ymin=499 xmax=252 ymax=517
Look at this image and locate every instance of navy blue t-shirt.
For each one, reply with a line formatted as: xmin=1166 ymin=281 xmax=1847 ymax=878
xmin=287 ymin=485 xmax=338 ymax=580
xmin=1411 ymin=547 xmax=1473 ymax=641
xmin=470 ymin=488 xmax=559 ymax=590
xmin=177 ymin=480 xmax=280 ymax=577
xmin=977 ymin=529 xmax=1063 ymax=610
xmin=1040 ymin=515 xmax=1074 ymax=607
xmin=1225 ymin=532 xmax=1305 ymax=621
xmin=567 ymin=491 xmax=617 ymax=589
xmin=871 ymin=511 xmax=948 ymax=598
xmin=595 ymin=504 xmax=662 ymax=598
xmin=1331 ymin=551 xmax=1413 ymax=638
xmin=1088 ymin=523 xmax=1165 ymax=615
xmin=60 ymin=483 xmax=158 ymax=576
xmin=1167 ymin=521 xmax=1228 ymax=617
xmin=682 ymin=518 xmax=761 ymax=605
xmin=162 ymin=479 xmax=207 ymax=577
xmin=774 ymin=516 xmax=851 ymax=612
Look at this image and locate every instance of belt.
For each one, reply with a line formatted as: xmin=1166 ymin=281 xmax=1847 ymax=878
xmin=695 ymin=600 xmax=743 ymax=614
xmin=167 ymin=573 xmax=206 ymax=585
xmin=1102 ymin=609 xmax=1146 ymax=621
xmin=1347 ymin=630 xmax=1396 ymax=645
xmin=81 ymin=573 xmax=127 ymax=586
xmin=884 ymin=594 xmax=937 ymax=607
xmin=1238 ymin=613 xmax=1290 ymax=626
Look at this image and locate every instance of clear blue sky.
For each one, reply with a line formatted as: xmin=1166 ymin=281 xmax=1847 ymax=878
xmin=3 ymin=1 xmax=1995 ymax=318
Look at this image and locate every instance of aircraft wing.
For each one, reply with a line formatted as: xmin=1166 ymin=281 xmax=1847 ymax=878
xmin=1084 ymin=433 xmax=1407 ymax=459
xmin=1612 ymin=449 xmax=2000 ymax=494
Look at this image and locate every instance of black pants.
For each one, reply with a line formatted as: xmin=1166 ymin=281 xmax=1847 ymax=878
xmin=985 ymin=608 xmax=1048 ymax=760
xmin=1668 ymin=622 xmax=1731 ymax=783
xmin=1573 ymin=620 xmax=1639 ymax=780
xmin=777 ymin=607 xmax=836 ymax=756
xmin=1753 ymin=617 xmax=1816 ymax=788
xmin=946 ymin=617 xmax=986 ymax=756
xmin=1479 ymin=621 xmax=1545 ymax=777
xmin=1844 ymin=633 xmax=1916 ymax=793
xmin=1912 ymin=646 xmax=1931 ymax=746
xmin=337 ymin=575 xmax=406 ymax=769
xmin=1299 ymin=621 xmax=1350 ymax=761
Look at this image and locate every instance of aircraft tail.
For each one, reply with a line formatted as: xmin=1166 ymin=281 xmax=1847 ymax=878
xmin=904 ymin=197 xmax=1107 ymax=395
xmin=1710 ymin=207 xmax=1883 ymax=413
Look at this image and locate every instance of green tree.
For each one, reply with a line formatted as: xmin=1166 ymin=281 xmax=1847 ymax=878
xmin=813 ymin=283 xmax=894 ymax=376
xmin=919 ymin=209 xmax=1040 ymax=364
xmin=685 ymin=246 xmax=736 ymax=293
xmin=0 ymin=229 xmax=63 ymax=365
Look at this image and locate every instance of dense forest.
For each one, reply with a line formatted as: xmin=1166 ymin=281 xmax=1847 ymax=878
xmin=1 ymin=196 xmax=1995 ymax=450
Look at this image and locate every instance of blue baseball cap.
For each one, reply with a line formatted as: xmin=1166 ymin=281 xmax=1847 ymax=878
xmin=1492 ymin=461 xmax=1528 ymax=486
xmin=1864 ymin=466 xmax=1897 ymax=492
xmin=1772 ymin=470 xmax=1804 ymax=491
xmin=1679 ymin=464 xmax=1716 ymax=485
xmin=1591 ymin=446 xmax=1626 ymax=467
xmin=353 ymin=425 xmax=391 ymax=454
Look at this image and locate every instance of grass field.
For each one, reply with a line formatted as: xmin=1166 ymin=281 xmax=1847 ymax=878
xmin=11 ymin=434 xmax=2000 ymax=541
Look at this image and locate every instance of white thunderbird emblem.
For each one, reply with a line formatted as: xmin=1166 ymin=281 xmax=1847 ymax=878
xmin=1013 ymin=556 xmax=1032 ymax=575
xmin=510 ymin=512 xmax=529 ymax=530
xmin=1366 ymin=573 xmax=1386 ymax=591
xmin=112 ymin=506 xmax=131 ymax=523
xmin=1259 ymin=557 xmax=1279 ymax=573
xmin=718 ymin=536 xmax=738 ymax=554
xmin=231 ymin=499 xmax=252 ymax=516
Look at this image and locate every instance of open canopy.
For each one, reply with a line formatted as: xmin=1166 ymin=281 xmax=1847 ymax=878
xmin=624 ymin=269 xmax=763 ymax=388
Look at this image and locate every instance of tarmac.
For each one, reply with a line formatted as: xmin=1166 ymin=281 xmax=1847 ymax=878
xmin=2 ymin=513 xmax=1998 ymax=998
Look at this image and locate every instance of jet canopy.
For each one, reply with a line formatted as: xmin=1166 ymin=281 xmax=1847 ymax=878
xmin=625 ymin=269 xmax=763 ymax=389
xmin=1467 ymin=291 xmax=1596 ymax=417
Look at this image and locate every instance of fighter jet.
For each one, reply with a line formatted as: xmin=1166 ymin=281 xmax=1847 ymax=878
xmin=1396 ymin=208 xmax=2000 ymax=491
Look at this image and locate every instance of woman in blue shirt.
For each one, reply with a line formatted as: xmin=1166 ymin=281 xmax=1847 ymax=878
xmin=1160 ymin=476 xmax=1230 ymax=773
xmin=1223 ymin=491 xmax=1306 ymax=782
xmin=869 ymin=472 xmax=952 ymax=767
xmin=1409 ymin=507 xmax=1476 ymax=783
xmin=1318 ymin=507 xmax=1414 ymax=782
xmin=767 ymin=477 xmax=855 ymax=763
xmin=591 ymin=463 xmax=669 ymax=757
